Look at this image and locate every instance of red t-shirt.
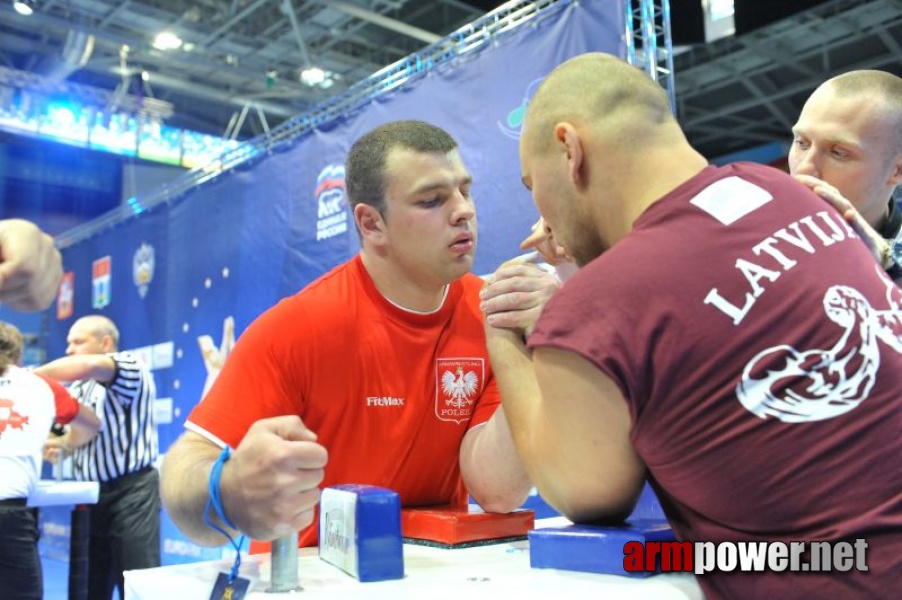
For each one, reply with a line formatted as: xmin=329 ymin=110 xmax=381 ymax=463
xmin=530 ymin=163 xmax=902 ymax=599
xmin=188 ymin=256 xmax=500 ymax=549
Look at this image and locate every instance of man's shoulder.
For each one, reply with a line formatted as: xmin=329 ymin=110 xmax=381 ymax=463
xmin=5 ymin=366 xmax=56 ymax=396
xmin=105 ymin=351 xmax=155 ymax=388
xmin=301 ymin=258 xmax=358 ymax=297
xmin=727 ymin=161 xmax=804 ymax=197
xmin=109 ymin=350 xmax=146 ymax=370
xmin=282 ymin=257 xmax=359 ymax=303
xmin=456 ymin=273 xmax=487 ymax=296
xmin=252 ymin=259 xmax=360 ymax=334
xmin=445 ymin=273 xmax=488 ymax=317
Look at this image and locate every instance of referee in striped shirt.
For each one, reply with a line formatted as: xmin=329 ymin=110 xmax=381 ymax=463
xmin=38 ymin=315 xmax=159 ymax=600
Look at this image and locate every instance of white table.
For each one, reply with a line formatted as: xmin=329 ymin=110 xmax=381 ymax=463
xmin=125 ymin=532 xmax=703 ymax=599
xmin=27 ymin=480 xmax=99 ymax=507
xmin=30 ymin=480 xmax=100 ymax=600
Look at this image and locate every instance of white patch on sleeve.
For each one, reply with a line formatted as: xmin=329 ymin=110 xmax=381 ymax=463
xmin=689 ymin=176 xmax=773 ymax=225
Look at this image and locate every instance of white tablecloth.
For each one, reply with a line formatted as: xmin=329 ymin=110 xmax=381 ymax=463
xmin=27 ymin=480 xmax=99 ymax=507
xmin=125 ymin=536 xmax=703 ymax=599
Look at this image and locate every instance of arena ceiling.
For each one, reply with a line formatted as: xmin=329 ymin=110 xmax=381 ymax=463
xmin=674 ymin=0 xmax=902 ymax=159
xmin=0 ymin=0 xmax=899 ymax=160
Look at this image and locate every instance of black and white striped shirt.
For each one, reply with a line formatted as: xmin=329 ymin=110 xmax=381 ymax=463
xmin=68 ymin=352 xmax=158 ymax=483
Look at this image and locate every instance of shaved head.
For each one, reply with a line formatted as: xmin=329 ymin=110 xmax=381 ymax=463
xmin=816 ymin=70 xmax=902 ymax=152
xmin=518 ymin=52 xmax=706 ymax=265
xmin=68 ymin=315 xmax=120 ymax=354
xmin=523 ymin=52 xmax=677 ymax=155
xmin=75 ymin=315 xmax=119 ymax=347
xmin=790 ymin=69 xmax=902 ymax=226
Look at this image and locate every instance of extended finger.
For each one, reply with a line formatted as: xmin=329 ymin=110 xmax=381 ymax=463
xmin=485 ymin=306 xmax=541 ymax=335
xmin=520 ymin=227 xmax=552 ymax=249
xmin=490 ymin=261 xmax=548 ymax=282
xmin=273 ymin=469 xmax=325 ymax=501
xmin=259 ymin=414 xmax=319 ymax=443
xmin=481 ymin=279 xmax=547 ymax=305
xmin=288 ymin=441 xmax=328 ymax=470
xmin=482 ymin=289 xmax=551 ymax=316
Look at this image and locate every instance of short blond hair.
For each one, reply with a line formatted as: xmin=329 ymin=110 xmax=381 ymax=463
xmin=75 ymin=315 xmax=120 ymax=350
xmin=823 ymin=70 xmax=902 ymax=152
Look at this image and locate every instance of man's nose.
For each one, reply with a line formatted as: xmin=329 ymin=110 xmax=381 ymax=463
xmin=450 ymin=192 xmax=475 ymax=224
xmin=794 ymin=150 xmax=821 ymax=178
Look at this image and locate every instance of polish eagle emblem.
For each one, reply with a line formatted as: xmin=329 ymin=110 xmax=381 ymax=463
xmin=441 ymin=366 xmax=479 ymax=408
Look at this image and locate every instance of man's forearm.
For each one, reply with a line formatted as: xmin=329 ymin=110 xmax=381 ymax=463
xmin=490 ymin=331 xmax=647 ymax=523
xmin=64 ymin=405 xmax=101 ymax=448
xmin=480 ymin=329 xmax=559 ymax=512
xmin=484 ymin=329 xmax=583 ymax=518
xmin=461 ymin=404 xmax=532 ymax=513
xmin=161 ymin=433 xmax=235 ymax=546
xmin=485 ymin=330 xmax=542 ymax=461
xmin=36 ymin=355 xmax=116 ymax=384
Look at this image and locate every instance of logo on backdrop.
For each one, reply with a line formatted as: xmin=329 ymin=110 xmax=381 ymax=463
xmin=133 ymin=242 xmax=155 ymax=298
xmin=172 ymin=266 xmax=235 ymax=411
xmin=315 ymin=164 xmax=349 ymax=242
xmin=435 ymin=358 xmax=483 ymax=424
xmin=92 ymin=256 xmax=112 ymax=309
xmin=57 ymin=271 xmax=74 ymax=320
xmin=198 ymin=316 xmax=235 ymax=400
xmin=497 ymin=78 xmax=544 ymax=140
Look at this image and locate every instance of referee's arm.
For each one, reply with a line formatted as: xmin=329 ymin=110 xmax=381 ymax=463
xmin=35 ymin=354 xmax=116 ymax=384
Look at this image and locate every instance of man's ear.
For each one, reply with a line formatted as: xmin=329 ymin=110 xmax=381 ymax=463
xmin=889 ymin=152 xmax=902 ymax=188
xmin=354 ymin=203 xmax=386 ymax=243
xmin=556 ymin=123 xmax=585 ymax=187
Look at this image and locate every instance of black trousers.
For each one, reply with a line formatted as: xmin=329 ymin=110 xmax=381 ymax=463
xmin=87 ymin=467 xmax=161 ymax=600
xmin=0 ymin=500 xmax=42 ymax=600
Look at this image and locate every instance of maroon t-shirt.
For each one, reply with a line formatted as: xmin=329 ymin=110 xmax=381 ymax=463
xmin=530 ymin=163 xmax=902 ymax=599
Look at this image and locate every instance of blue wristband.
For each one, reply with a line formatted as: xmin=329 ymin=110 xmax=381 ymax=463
xmin=206 ymin=445 xmax=238 ymax=531
xmin=203 ymin=445 xmax=244 ymax=583
xmin=204 ymin=446 xmax=244 ymax=584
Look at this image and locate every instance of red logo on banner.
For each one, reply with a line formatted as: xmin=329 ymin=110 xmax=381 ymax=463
xmin=92 ymin=256 xmax=112 ymax=309
xmin=57 ymin=271 xmax=74 ymax=320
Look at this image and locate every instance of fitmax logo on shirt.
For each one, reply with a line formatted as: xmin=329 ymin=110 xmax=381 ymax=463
xmin=366 ymin=396 xmax=405 ymax=407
